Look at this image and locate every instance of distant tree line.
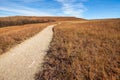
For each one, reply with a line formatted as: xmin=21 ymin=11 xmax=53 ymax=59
xmin=0 ymin=18 xmax=55 ymax=28
xmin=0 ymin=16 xmax=86 ymax=28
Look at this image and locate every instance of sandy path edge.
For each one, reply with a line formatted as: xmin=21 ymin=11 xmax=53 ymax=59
xmin=0 ymin=25 xmax=54 ymax=80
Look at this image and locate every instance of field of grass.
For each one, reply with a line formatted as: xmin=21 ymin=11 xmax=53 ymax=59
xmin=35 ymin=19 xmax=120 ymax=80
xmin=0 ymin=16 xmax=85 ymax=27
xmin=0 ymin=16 xmax=55 ymax=27
xmin=0 ymin=16 xmax=119 ymax=80
xmin=0 ymin=23 xmax=53 ymax=55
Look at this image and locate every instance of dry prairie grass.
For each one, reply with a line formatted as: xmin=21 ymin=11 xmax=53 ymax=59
xmin=35 ymin=19 xmax=120 ymax=80
xmin=0 ymin=16 xmax=85 ymax=27
xmin=0 ymin=23 xmax=52 ymax=55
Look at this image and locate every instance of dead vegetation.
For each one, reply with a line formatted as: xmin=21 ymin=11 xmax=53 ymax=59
xmin=0 ymin=16 xmax=85 ymax=27
xmin=0 ymin=16 xmax=54 ymax=27
xmin=0 ymin=23 xmax=52 ymax=55
xmin=35 ymin=19 xmax=120 ymax=80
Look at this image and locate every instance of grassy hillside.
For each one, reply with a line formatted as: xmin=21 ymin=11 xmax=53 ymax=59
xmin=35 ymin=19 xmax=120 ymax=80
xmin=0 ymin=16 xmax=85 ymax=27
xmin=0 ymin=16 xmax=119 ymax=80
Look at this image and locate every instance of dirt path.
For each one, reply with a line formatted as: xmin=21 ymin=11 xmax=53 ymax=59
xmin=0 ymin=25 xmax=54 ymax=80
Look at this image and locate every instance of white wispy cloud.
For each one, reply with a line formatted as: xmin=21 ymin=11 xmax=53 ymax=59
xmin=56 ymin=0 xmax=87 ymax=17
xmin=13 ymin=0 xmax=43 ymax=3
xmin=0 ymin=6 xmax=52 ymax=16
xmin=0 ymin=0 xmax=53 ymax=16
xmin=0 ymin=0 xmax=88 ymax=17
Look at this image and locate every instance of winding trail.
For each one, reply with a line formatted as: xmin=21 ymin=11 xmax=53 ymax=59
xmin=0 ymin=25 xmax=54 ymax=80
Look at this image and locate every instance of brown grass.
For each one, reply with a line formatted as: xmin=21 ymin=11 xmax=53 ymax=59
xmin=0 ymin=23 xmax=52 ymax=55
xmin=35 ymin=19 xmax=120 ymax=80
xmin=0 ymin=16 xmax=85 ymax=27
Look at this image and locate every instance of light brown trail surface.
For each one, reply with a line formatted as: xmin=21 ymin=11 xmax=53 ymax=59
xmin=0 ymin=25 xmax=54 ymax=80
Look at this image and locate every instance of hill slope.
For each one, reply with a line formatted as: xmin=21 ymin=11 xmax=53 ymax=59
xmin=0 ymin=16 xmax=85 ymax=27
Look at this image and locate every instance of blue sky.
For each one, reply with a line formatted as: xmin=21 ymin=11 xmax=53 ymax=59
xmin=0 ymin=0 xmax=120 ymax=19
